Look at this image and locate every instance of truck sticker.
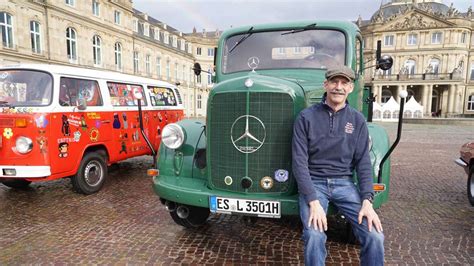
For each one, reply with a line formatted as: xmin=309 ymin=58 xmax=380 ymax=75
xmin=3 ymin=128 xmax=13 ymax=139
xmin=58 ymin=142 xmax=69 ymax=158
xmin=119 ymin=141 xmax=127 ymax=154
xmin=73 ymin=131 xmax=81 ymax=142
xmin=36 ymin=136 xmax=48 ymax=154
xmin=80 ymin=115 xmax=88 ymax=130
xmin=113 ymin=113 xmax=121 ymax=129
xmin=87 ymin=112 xmax=101 ymax=119
xmin=61 ymin=115 xmax=70 ymax=136
xmin=122 ymin=113 xmax=128 ymax=129
xmin=35 ymin=115 xmax=48 ymax=128
xmin=89 ymin=128 xmax=99 ymax=142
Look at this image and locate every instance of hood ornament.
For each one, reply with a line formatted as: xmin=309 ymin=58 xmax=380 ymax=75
xmin=247 ymin=57 xmax=260 ymax=72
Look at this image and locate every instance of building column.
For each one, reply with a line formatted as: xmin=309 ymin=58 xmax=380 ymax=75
xmin=376 ymin=85 xmax=382 ymax=104
xmin=421 ymin=85 xmax=428 ymax=114
xmin=426 ymin=85 xmax=433 ymax=116
xmin=447 ymin=84 xmax=455 ymax=116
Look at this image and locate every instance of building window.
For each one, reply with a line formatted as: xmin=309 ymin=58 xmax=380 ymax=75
xmin=164 ymin=33 xmax=169 ymax=44
xmin=278 ymin=47 xmax=285 ymax=54
xmin=468 ymin=95 xmax=474 ymax=111
xmin=144 ymin=24 xmax=149 ymax=37
xmin=92 ymin=0 xmax=100 ymax=16
xmin=196 ymin=47 xmax=201 ymax=55
xmin=146 ymin=54 xmax=151 ymax=75
xmin=133 ymin=19 xmax=138 ymax=32
xmin=197 ymin=94 xmax=202 ymax=109
xmin=30 ymin=21 xmax=41 ymax=54
xmin=156 ymin=57 xmax=161 ymax=77
xmin=0 ymin=12 xmax=14 ymax=48
xmin=172 ymin=36 xmax=177 ymax=47
xmin=404 ymin=59 xmax=416 ymax=76
xmin=114 ymin=11 xmax=121 ymax=25
xmin=154 ymin=28 xmax=160 ymax=40
xmin=407 ymin=33 xmax=417 ymax=45
xmin=381 ymin=89 xmax=392 ymax=103
xmin=166 ymin=60 xmax=170 ymax=80
xmin=470 ymin=63 xmax=474 ymax=80
xmin=65 ymin=0 xmax=75 ymax=6
xmin=182 ymin=65 xmax=186 ymax=82
xmin=189 ymin=67 xmax=193 ymax=83
xmin=174 ymin=63 xmax=178 ymax=80
xmin=92 ymin=35 xmax=102 ymax=66
xmin=431 ymin=32 xmax=442 ymax=44
xmin=207 ymin=68 xmax=212 ymax=84
xmin=461 ymin=32 xmax=467 ymax=44
xmin=133 ymin=51 xmax=139 ymax=73
xmin=208 ymin=48 xmax=214 ymax=57
xmin=428 ymin=58 xmax=440 ymax=75
xmin=384 ymin=35 xmax=394 ymax=46
xmin=197 ymin=74 xmax=201 ymax=84
xmin=294 ymin=46 xmax=301 ymax=54
xmin=114 ymin=42 xmax=122 ymax=71
xmin=66 ymin=27 xmax=77 ymax=61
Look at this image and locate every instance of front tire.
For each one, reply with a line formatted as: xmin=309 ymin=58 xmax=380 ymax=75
xmin=72 ymin=152 xmax=107 ymax=195
xmin=468 ymin=165 xmax=474 ymax=206
xmin=1 ymin=179 xmax=31 ymax=189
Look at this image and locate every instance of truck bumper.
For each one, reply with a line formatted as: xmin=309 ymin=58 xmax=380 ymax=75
xmin=153 ymin=175 xmax=300 ymax=216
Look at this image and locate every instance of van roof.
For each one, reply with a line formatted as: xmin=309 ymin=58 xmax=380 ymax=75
xmin=0 ymin=63 xmax=177 ymax=88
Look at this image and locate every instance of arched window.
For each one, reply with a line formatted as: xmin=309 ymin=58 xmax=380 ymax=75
xmin=414 ymin=110 xmax=422 ymax=118
xmin=468 ymin=94 xmax=474 ymax=111
xmin=404 ymin=59 xmax=416 ymax=76
xmin=392 ymin=110 xmax=399 ymax=119
xmin=428 ymin=58 xmax=440 ymax=75
xmin=66 ymin=27 xmax=77 ymax=61
xmin=30 ymin=21 xmax=41 ymax=53
xmin=92 ymin=35 xmax=102 ymax=66
xmin=383 ymin=110 xmax=391 ymax=119
xmin=0 ymin=12 xmax=13 ymax=48
xmin=197 ymin=94 xmax=202 ymax=109
xmin=373 ymin=110 xmax=381 ymax=119
xmin=114 ymin=42 xmax=122 ymax=71
xmin=381 ymin=89 xmax=392 ymax=103
xmin=403 ymin=110 xmax=412 ymax=118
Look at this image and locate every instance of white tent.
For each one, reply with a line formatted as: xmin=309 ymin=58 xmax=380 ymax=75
xmin=372 ymin=101 xmax=383 ymax=121
xmin=380 ymin=96 xmax=400 ymax=121
xmin=404 ymin=97 xmax=424 ymax=118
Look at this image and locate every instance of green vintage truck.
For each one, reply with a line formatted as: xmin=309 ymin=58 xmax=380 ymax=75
xmin=149 ymin=20 xmax=401 ymax=229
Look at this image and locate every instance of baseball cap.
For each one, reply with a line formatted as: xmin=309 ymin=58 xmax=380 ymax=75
xmin=325 ymin=65 xmax=355 ymax=81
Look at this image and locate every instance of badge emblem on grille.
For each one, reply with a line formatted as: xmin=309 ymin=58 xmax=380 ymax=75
xmin=231 ymin=115 xmax=266 ymax=154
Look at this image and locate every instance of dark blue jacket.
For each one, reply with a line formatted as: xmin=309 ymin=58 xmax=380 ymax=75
xmin=292 ymin=97 xmax=374 ymax=204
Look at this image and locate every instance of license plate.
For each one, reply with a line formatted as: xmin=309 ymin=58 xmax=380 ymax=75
xmin=209 ymin=196 xmax=281 ymax=218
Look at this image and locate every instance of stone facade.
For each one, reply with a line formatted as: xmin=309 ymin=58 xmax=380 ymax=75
xmin=0 ymin=0 xmax=214 ymax=117
xmin=359 ymin=0 xmax=474 ymax=117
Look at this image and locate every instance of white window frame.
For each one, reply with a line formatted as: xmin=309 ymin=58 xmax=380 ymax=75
xmin=207 ymin=68 xmax=212 ymax=84
xmin=461 ymin=32 xmax=467 ymax=44
xmin=468 ymin=94 xmax=474 ymax=111
xmin=133 ymin=19 xmax=138 ymax=32
xmin=428 ymin=58 xmax=440 ymax=74
xmin=384 ymin=35 xmax=394 ymax=46
xmin=164 ymin=33 xmax=169 ymax=44
xmin=208 ymin=48 xmax=214 ymax=57
xmin=92 ymin=0 xmax=100 ymax=16
xmin=66 ymin=27 xmax=77 ymax=61
xmin=114 ymin=11 xmax=121 ymax=25
xmin=30 ymin=21 xmax=41 ymax=54
xmin=114 ymin=42 xmax=122 ymax=71
xmin=144 ymin=24 xmax=149 ymax=37
xmin=133 ymin=51 xmax=139 ymax=74
xmin=156 ymin=57 xmax=161 ymax=77
xmin=404 ymin=59 xmax=416 ymax=76
xmin=196 ymin=47 xmax=201 ymax=55
xmin=197 ymin=94 xmax=202 ymax=109
xmin=431 ymin=32 xmax=442 ymax=44
xmin=470 ymin=63 xmax=474 ymax=80
xmin=166 ymin=60 xmax=170 ymax=80
xmin=92 ymin=35 xmax=102 ymax=66
xmin=154 ymin=28 xmax=160 ymax=40
xmin=172 ymin=36 xmax=177 ymax=47
xmin=65 ymin=0 xmax=75 ymax=7
xmin=0 ymin=12 xmax=14 ymax=48
xmin=294 ymin=46 xmax=301 ymax=54
xmin=174 ymin=62 xmax=178 ymax=80
xmin=146 ymin=54 xmax=151 ymax=75
xmin=407 ymin=33 xmax=417 ymax=45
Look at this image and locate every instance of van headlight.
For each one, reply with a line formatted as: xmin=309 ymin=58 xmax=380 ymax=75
xmin=162 ymin=123 xmax=185 ymax=149
xmin=16 ymin=136 xmax=33 ymax=154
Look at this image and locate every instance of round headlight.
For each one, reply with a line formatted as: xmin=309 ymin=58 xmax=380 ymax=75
xmin=15 ymin=136 xmax=33 ymax=154
xmin=161 ymin=123 xmax=185 ymax=149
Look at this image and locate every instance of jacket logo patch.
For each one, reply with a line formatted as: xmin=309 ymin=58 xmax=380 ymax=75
xmin=345 ymin=122 xmax=354 ymax=134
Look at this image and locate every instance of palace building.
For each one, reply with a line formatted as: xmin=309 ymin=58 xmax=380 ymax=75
xmin=359 ymin=0 xmax=474 ymax=117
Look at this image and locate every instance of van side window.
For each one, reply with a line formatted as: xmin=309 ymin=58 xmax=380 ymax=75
xmin=148 ymin=86 xmax=177 ymax=106
xmin=107 ymin=82 xmax=147 ymax=106
xmin=59 ymin=77 xmax=103 ymax=106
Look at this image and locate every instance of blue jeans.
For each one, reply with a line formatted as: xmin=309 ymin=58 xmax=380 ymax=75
xmin=299 ymin=177 xmax=384 ymax=266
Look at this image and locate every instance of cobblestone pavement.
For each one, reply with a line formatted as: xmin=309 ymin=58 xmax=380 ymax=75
xmin=0 ymin=123 xmax=472 ymax=265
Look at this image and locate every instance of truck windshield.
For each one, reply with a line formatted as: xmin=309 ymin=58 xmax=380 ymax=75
xmin=222 ymin=29 xmax=346 ymax=74
xmin=0 ymin=70 xmax=52 ymax=107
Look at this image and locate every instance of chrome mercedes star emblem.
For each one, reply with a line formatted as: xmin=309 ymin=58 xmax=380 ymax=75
xmin=247 ymin=57 xmax=260 ymax=71
xmin=231 ymin=115 xmax=266 ymax=154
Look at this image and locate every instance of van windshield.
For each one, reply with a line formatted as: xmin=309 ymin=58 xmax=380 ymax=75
xmin=0 ymin=70 xmax=52 ymax=107
xmin=222 ymin=29 xmax=346 ymax=74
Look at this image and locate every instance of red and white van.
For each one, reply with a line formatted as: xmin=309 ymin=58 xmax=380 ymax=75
xmin=0 ymin=64 xmax=184 ymax=194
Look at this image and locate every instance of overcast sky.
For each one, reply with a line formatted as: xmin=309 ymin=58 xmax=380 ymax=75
xmin=132 ymin=0 xmax=471 ymax=33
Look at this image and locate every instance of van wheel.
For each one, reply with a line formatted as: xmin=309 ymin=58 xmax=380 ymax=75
xmin=1 ymin=179 xmax=31 ymax=189
xmin=72 ymin=152 xmax=107 ymax=195
xmin=468 ymin=165 xmax=474 ymax=206
xmin=169 ymin=204 xmax=210 ymax=228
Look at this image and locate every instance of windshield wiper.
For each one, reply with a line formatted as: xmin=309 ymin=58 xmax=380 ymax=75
xmin=228 ymin=26 xmax=254 ymax=54
xmin=281 ymin=23 xmax=317 ymax=35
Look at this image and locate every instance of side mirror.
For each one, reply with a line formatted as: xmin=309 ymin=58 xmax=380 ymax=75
xmin=377 ymin=55 xmax=393 ymax=71
xmin=77 ymin=98 xmax=87 ymax=110
xmin=193 ymin=62 xmax=202 ymax=76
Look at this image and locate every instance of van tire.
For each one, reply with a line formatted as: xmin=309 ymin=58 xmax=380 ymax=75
xmin=1 ymin=179 xmax=31 ymax=189
xmin=72 ymin=152 xmax=107 ymax=195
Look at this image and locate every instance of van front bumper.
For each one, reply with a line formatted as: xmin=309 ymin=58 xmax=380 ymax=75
xmin=0 ymin=165 xmax=51 ymax=178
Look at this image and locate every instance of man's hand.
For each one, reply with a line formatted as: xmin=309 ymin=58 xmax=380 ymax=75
xmin=308 ymin=200 xmax=327 ymax=232
xmin=358 ymin=199 xmax=383 ymax=233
